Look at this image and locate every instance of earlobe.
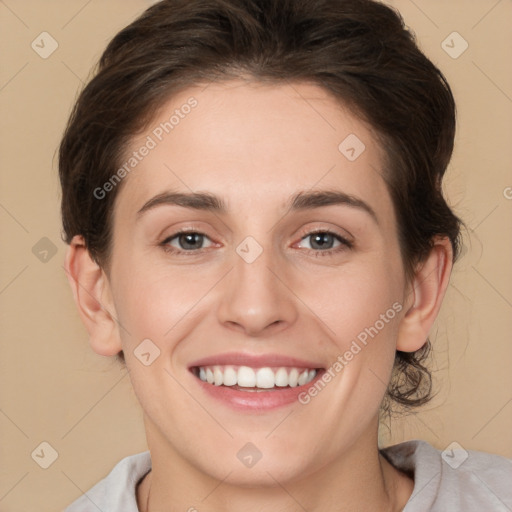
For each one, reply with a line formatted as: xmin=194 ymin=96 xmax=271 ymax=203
xmin=396 ymin=237 xmax=453 ymax=352
xmin=64 ymin=235 xmax=122 ymax=357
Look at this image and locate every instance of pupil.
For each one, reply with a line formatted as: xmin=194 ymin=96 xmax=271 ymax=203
xmin=311 ymin=233 xmax=333 ymax=250
xmin=181 ymin=233 xmax=202 ymax=250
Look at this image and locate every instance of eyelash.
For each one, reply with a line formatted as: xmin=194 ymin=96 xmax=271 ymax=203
xmin=160 ymin=228 xmax=353 ymax=257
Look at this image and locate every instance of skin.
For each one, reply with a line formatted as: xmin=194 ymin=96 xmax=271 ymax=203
xmin=65 ymin=80 xmax=453 ymax=511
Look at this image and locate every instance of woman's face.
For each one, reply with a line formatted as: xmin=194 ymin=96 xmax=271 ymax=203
xmin=107 ymin=80 xmax=410 ymax=483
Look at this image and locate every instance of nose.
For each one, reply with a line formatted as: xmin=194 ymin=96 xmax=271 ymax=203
xmin=216 ymin=241 xmax=299 ymax=337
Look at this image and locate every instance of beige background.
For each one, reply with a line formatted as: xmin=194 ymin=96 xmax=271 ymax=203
xmin=1 ymin=1 xmax=511 ymax=510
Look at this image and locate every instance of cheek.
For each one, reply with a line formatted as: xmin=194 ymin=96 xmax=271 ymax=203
xmin=298 ymin=258 xmax=404 ymax=346
xmin=326 ymin=259 xmax=404 ymax=398
xmin=111 ymin=257 xmax=215 ymax=346
xmin=298 ymin=264 xmax=403 ymax=427
xmin=299 ymin=255 xmax=405 ymax=416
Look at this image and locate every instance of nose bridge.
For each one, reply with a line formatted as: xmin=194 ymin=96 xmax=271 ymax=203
xmin=216 ymin=233 xmax=298 ymax=335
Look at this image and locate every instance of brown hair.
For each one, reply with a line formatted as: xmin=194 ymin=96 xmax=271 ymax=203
xmin=59 ymin=0 xmax=462 ymax=411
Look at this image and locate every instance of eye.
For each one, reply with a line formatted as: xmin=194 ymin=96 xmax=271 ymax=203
xmin=161 ymin=230 xmax=214 ymax=253
xmin=160 ymin=228 xmax=352 ymax=256
xmin=296 ymin=230 xmax=352 ymax=255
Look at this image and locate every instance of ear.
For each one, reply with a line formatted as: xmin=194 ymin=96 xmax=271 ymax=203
xmin=64 ymin=235 xmax=123 ymax=357
xmin=396 ymin=237 xmax=453 ymax=352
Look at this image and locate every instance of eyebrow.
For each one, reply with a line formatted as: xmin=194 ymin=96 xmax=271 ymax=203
xmin=136 ymin=189 xmax=378 ymax=224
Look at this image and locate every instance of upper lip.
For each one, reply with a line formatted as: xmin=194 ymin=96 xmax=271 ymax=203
xmin=189 ymin=352 xmax=324 ymax=369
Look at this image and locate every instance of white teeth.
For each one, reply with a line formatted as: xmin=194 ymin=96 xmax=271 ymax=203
xmin=214 ymin=367 xmax=223 ymax=386
xmin=237 ymin=366 xmax=256 ymax=387
xmin=288 ymin=368 xmax=299 ymax=387
xmin=223 ymin=366 xmax=237 ymax=386
xmin=298 ymin=370 xmax=309 ymax=386
xmin=256 ymin=368 xmax=275 ymax=388
xmin=274 ymin=367 xmax=288 ymax=387
xmin=196 ymin=365 xmax=317 ymax=389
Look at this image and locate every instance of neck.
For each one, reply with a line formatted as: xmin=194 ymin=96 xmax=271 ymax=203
xmin=137 ymin=419 xmax=413 ymax=512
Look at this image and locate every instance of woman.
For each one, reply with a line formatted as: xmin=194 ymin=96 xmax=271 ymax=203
xmin=60 ymin=0 xmax=511 ymax=510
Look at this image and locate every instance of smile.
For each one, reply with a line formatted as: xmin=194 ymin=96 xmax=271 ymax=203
xmin=188 ymin=352 xmax=326 ymax=410
xmin=193 ymin=365 xmax=318 ymax=390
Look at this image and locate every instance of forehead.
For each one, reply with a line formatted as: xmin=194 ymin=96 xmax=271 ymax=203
xmin=114 ymin=80 xmax=394 ymax=227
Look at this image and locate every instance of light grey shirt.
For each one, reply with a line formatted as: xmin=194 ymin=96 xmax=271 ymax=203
xmin=64 ymin=440 xmax=512 ymax=511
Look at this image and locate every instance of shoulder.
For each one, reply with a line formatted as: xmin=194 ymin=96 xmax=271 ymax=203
xmin=63 ymin=451 xmax=152 ymax=512
xmin=381 ymin=439 xmax=512 ymax=512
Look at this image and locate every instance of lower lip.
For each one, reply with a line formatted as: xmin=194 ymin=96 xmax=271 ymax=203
xmin=192 ymin=370 xmax=325 ymax=411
